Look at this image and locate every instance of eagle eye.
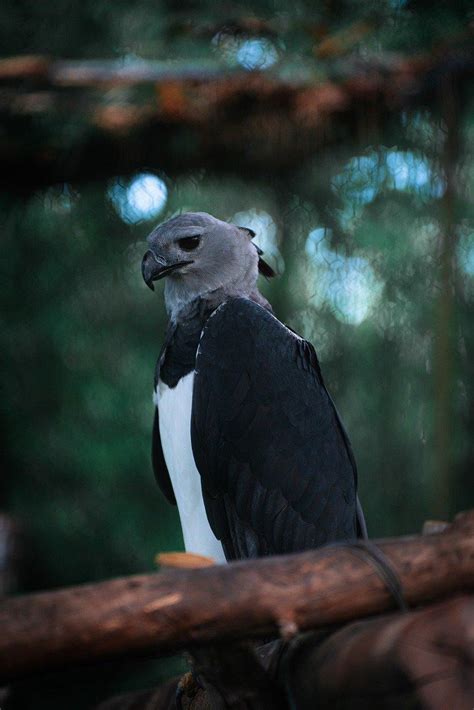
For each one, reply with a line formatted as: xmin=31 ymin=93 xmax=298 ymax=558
xmin=178 ymin=236 xmax=201 ymax=252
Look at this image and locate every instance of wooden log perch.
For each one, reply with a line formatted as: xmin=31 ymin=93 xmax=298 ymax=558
xmin=284 ymin=594 xmax=474 ymax=710
xmin=1 ymin=510 xmax=474 ymax=683
xmin=1 ymin=41 xmax=473 ymax=189
xmin=96 ymin=595 xmax=474 ymax=710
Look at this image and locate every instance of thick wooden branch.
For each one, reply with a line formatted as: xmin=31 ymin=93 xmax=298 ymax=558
xmin=1 ymin=43 xmax=472 ymax=189
xmin=284 ymin=594 xmax=474 ymax=710
xmin=1 ymin=510 xmax=474 ymax=683
xmin=96 ymin=595 xmax=474 ymax=710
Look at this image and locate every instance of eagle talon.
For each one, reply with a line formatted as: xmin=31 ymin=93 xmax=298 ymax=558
xmin=176 ymin=670 xmax=201 ymax=708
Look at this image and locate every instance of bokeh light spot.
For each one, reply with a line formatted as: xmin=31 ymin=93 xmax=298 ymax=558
xmin=109 ymin=173 xmax=168 ymax=224
xmin=458 ymin=228 xmax=474 ymax=277
xmin=213 ymin=32 xmax=279 ymax=71
xmin=236 ymin=39 xmax=278 ymax=70
xmin=306 ymin=228 xmax=384 ymax=325
xmin=232 ymin=208 xmax=284 ymax=273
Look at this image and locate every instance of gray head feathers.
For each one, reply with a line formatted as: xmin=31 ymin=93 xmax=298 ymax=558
xmin=143 ymin=212 xmax=274 ymax=319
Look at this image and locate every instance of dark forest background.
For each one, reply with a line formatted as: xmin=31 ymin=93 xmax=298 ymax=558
xmin=1 ymin=1 xmax=473 ymax=707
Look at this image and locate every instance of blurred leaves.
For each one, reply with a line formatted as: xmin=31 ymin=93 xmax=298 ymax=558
xmin=1 ymin=184 xmax=181 ymax=591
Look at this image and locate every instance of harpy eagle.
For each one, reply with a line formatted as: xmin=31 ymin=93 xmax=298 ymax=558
xmin=142 ymin=212 xmax=366 ymax=562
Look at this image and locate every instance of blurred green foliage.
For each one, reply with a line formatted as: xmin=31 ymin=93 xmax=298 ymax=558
xmin=1 ymin=0 xmax=474 ymax=707
xmin=3 ymin=148 xmax=474 ymax=584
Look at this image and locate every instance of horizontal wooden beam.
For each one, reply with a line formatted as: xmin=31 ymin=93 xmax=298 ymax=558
xmin=95 ymin=594 xmax=474 ymax=709
xmin=1 ymin=43 xmax=472 ymax=190
xmin=1 ymin=510 xmax=474 ymax=683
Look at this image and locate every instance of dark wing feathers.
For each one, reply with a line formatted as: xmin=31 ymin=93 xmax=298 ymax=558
xmin=191 ymin=297 xmax=358 ymax=560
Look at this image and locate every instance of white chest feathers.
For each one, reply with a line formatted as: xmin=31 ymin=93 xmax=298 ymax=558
xmin=155 ymin=372 xmax=226 ymax=563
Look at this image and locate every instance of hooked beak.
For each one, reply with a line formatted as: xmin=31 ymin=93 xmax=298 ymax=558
xmin=141 ymin=250 xmax=194 ymax=291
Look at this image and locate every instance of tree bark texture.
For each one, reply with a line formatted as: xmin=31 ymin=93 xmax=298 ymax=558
xmin=283 ymin=594 xmax=474 ymax=710
xmin=95 ymin=595 xmax=474 ymax=710
xmin=1 ymin=510 xmax=474 ymax=683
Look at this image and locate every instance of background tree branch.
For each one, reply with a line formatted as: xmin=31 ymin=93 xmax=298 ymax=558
xmin=1 ymin=41 xmax=473 ymax=190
